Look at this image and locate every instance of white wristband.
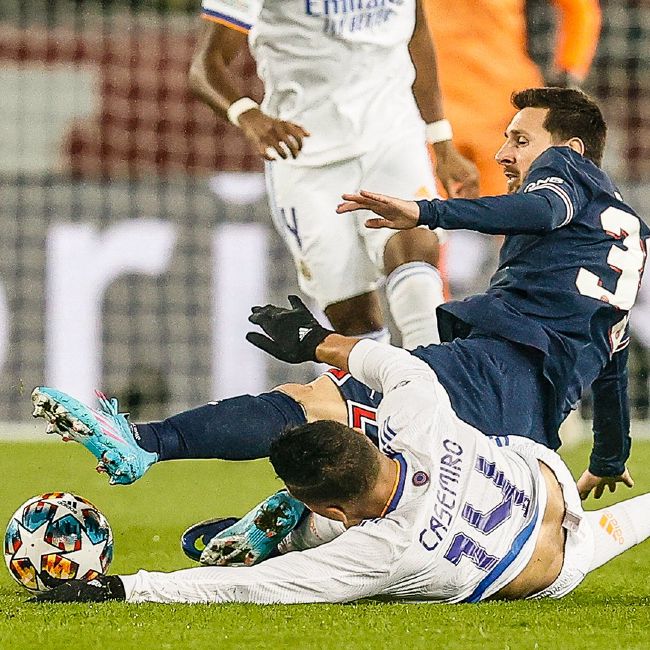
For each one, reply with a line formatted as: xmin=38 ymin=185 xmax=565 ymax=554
xmin=425 ymin=119 xmax=453 ymax=144
xmin=227 ymin=97 xmax=259 ymax=127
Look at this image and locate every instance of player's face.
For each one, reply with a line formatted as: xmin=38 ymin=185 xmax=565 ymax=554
xmin=495 ymin=108 xmax=556 ymax=193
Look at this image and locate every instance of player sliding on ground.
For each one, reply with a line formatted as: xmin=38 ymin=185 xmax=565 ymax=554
xmin=31 ymin=88 xmax=648 ymax=507
xmin=35 ymin=302 xmax=650 ymax=604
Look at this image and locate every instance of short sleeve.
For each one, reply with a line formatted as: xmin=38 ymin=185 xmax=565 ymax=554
xmin=201 ymin=0 xmax=262 ymax=33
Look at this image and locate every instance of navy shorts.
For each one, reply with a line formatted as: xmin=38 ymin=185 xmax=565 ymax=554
xmin=326 ymin=335 xmax=553 ymax=450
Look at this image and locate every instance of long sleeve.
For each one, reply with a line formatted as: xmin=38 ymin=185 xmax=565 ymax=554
xmin=121 ymin=519 xmax=405 ymax=604
xmin=348 ymin=339 xmax=440 ymax=395
xmin=417 ymin=147 xmax=590 ymax=235
xmin=589 ymin=345 xmax=631 ymax=476
xmin=417 ymin=192 xmax=568 ymax=235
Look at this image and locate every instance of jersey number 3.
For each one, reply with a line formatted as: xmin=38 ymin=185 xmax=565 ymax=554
xmin=576 ymin=207 xmax=645 ymax=310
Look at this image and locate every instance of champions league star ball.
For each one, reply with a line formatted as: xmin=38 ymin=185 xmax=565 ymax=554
xmin=3 ymin=492 xmax=113 ymax=593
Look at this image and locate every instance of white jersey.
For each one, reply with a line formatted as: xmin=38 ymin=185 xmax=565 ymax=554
xmin=121 ymin=341 xmax=588 ymax=605
xmin=201 ymin=0 xmax=423 ymax=165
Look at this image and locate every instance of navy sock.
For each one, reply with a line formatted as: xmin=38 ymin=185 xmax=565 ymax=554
xmin=133 ymin=391 xmax=306 ymax=461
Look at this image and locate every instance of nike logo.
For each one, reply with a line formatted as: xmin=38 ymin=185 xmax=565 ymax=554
xmin=298 ymin=327 xmax=311 ymax=341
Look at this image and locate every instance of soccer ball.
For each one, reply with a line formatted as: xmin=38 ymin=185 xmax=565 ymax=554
xmin=4 ymin=492 xmax=113 ymax=592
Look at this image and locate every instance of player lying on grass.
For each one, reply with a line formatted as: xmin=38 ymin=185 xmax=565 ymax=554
xmin=31 ymin=88 xmax=648 ymax=506
xmin=35 ymin=309 xmax=650 ymax=604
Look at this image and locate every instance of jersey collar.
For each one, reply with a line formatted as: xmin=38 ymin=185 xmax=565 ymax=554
xmin=380 ymin=454 xmax=408 ymax=517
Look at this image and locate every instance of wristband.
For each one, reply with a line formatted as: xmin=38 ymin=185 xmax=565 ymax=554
xmin=425 ymin=119 xmax=453 ymax=144
xmin=227 ymin=97 xmax=259 ymax=127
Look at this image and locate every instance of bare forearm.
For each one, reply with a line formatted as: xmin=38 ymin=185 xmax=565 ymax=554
xmin=188 ymin=20 xmax=308 ymax=161
xmin=188 ymin=21 xmax=248 ymax=121
xmin=408 ymin=1 xmax=479 ymax=197
xmin=315 ymin=334 xmax=360 ymax=372
xmin=409 ymin=0 xmax=445 ymax=124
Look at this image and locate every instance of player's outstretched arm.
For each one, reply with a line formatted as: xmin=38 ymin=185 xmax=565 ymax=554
xmin=336 ymin=190 xmax=420 ymax=230
xmin=576 ymin=468 xmax=634 ymax=501
xmin=189 ymin=21 xmax=309 ymax=160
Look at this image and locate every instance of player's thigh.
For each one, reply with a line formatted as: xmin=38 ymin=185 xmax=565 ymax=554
xmin=358 ymin=131 xmax=440 ymax=271
xmin=265 ymin=159 xmax=380 ymax=309
xmin=276 ymin=375 xmax=348 ymax=424
xmin=276 ymin=370 xmax=382 ymax=443
xmin=323 ymin=291 xmax=384 ymax=336
xmin=411 ymin=337 xmax=547 ymax=441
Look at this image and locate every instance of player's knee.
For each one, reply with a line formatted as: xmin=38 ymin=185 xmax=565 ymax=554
xmin=275 ymin=377 xmax=347 ymax=424
xmin=383 ymin=229 xmax=440 ymax=275
xmin=275 ymin=382 xmax=313 ymax=404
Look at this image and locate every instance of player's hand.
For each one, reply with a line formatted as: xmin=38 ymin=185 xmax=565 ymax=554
xmin=336 ymin=190 xmax=420 ymax=230
xmin=246 ymin=295 xmax=333 ymax=363
xmin=238 ymin=109 xmax=310 ymax=161
xmin=432 ymin=141 xmax=480 ymax=198
xmin=576 ymin=468 xmax=634 ymax=500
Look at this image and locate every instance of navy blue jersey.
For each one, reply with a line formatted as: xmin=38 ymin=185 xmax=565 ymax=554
xmin=416 ymin=147 xmax=649 ymax=475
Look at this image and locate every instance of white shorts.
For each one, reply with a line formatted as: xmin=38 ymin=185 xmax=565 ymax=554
xmin=265 ymin=125 xmax=439 ymax=309
xmin=506 ymin=436 xmax=595 ymax=600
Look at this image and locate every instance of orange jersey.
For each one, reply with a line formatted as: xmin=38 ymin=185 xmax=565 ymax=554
xmin=553 ymin=0 xmax=602 ymax=79
xmin=425 ymin=0 xmax=543 ymax=131
xmin=424 ymin=0 xmax=600 ymax=195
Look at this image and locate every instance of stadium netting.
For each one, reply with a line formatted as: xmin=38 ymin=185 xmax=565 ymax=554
xmin=0 ymin=0 xmax=647 ymax=420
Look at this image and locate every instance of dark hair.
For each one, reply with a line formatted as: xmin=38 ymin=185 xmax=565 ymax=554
xmin=269 ymin=421 xmax=380 ymax=504
xmin=511 ymin=87 xmax=606 ymax=166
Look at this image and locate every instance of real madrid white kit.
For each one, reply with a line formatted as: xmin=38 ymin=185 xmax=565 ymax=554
xmin=121 ymin=341 xmax=593 ymax=603
xmin=202 ymin=0 xmax=439 ymax=307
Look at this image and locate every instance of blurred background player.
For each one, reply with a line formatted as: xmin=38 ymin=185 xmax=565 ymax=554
xmin=425 ymin=0 xmax=601 ymax=198
xmin=189 ymin=0 xmax=479 ymax=349
xmin=426 ymin=0 xmax=601 ymax=299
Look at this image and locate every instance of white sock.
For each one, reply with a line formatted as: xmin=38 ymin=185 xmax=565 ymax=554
xmin=584 ymin=493 xmax=650 ymax=572
xmin=385 ymin=261 xmax=443 ymax=349
xmin=278 ymin=512 xmax=346 ymax=554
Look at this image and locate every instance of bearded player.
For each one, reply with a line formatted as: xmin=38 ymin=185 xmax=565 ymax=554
xmin=31 ymin=89 xmax=649 ymax=580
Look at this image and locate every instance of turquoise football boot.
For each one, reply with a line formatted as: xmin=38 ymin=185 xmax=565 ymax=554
xmin=198 ymin=491 xmax=306 ymax=566
xmin=31 ymin=387 xmax=158 ymax=485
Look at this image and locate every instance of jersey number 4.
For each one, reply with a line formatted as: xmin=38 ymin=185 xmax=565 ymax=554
xmin=576 ymin=207 xmax=645 ymax=310
xmin=443 ymin=456 xmax=531 ymax=574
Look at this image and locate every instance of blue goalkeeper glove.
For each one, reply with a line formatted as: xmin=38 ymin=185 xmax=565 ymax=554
xmin=246 ymin=295 xmax=333 ymax=363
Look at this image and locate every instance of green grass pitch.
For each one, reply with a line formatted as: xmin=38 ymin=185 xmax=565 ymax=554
xmin=0 ymin=437 xmax=648 ymax=650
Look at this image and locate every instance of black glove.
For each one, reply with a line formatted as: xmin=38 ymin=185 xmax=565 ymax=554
xmin=30 ymin=576 xmax=126 ymax=603
xmin=245 ymin=295 xmax=333 ymax=363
